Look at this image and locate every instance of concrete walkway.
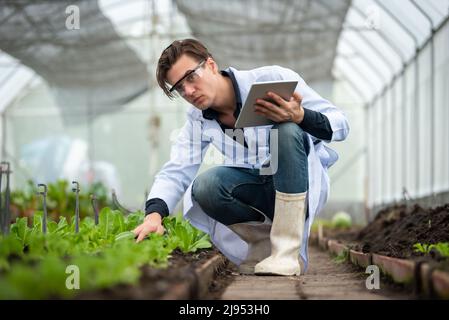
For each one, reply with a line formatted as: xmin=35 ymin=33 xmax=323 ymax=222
xmin=221 ymin=246 xmax=410 ymax=300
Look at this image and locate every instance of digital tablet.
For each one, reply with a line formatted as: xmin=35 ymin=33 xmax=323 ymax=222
xmin=234 ymin=80 xmax=298 ymax=128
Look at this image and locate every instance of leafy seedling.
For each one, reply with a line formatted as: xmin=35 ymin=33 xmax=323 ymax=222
xmin=332 ymin=250 xmax=349 ymax=264
xmin=413 ymin=243 xmax=434 ymax=254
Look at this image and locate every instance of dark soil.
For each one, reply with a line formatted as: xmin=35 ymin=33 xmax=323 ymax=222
xmin=75 ymin=247 xmax=235 ymax=300
xmin=326 ymin=204 xmax=449 ymax=268
xmin=206 ymin=261 xmax=238 ymax=300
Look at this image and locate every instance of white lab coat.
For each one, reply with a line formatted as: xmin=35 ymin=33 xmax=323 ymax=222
xmin=148 ymin=65 xmax=349 ymax=271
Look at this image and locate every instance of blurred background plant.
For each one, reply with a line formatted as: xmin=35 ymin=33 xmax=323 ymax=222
xmin=331 ymin=211 xmax=353 ymax=229
xmin=6 ymin=179 xmax=112 ymax=222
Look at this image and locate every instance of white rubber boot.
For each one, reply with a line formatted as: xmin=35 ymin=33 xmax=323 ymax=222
xmin=254 ymin=191 xmax=307 ymax=276
xmin=228 ymin=215 xmax=272 ymax=275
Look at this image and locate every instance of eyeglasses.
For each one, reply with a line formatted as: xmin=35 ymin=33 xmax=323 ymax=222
xmin=169 ymin=60 xmax=206 ymax=97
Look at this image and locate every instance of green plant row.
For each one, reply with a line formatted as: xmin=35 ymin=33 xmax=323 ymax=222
xmin=0 ymin=208 xmax=212 ymax=299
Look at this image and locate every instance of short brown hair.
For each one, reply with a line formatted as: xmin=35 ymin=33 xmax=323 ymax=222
xmin=156 ymin=39 xmax=213 ymax=99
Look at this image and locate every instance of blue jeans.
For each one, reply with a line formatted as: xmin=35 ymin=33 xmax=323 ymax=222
xmin=192 ymin=123 xmax=309 ymax=226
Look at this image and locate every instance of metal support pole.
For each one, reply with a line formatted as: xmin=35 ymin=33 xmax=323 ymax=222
xmin=72 ymin=181 xmax=80 ymax=233
xmin=37 ymin=184 xmax=48 ymax=234
xmin=411 ymin=0 xmax=436 ymax=200
xmin=391 ymin=77 xmax=397 ymax=202
xmin=91 ymin=195 xmax=99 ymax=225
xmin=0 ymin=161 xmax=11 ymax=235
xmin=364 ymin=103 xmax=371 ymax=223
xmin=401 ymin=74 xmax=408 ymax=195
xmin=380 ymin=91 xmax=386 ymax=206
xmin=1 ymin=114 xmax=6 ymax=164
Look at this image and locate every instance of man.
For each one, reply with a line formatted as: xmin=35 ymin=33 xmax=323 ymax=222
xmin=133 ymin=39 xmax=349 ymax=276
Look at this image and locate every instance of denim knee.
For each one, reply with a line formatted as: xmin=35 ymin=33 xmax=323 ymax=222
xmin=270 ymin=122 xmax=309 ymax=193
xmin=192 ymin=167 xmax=230 ymax=216
xmin=272 ymin=122 xmax=308 ymax=155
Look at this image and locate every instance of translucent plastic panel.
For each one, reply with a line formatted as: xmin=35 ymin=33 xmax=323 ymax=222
xmin=339 ymin=9 xmax=405 ymax=98
xmin=339 ymin=32 xmax=391 ymax=88
xmin=0 ymin=65 xmax=17 ymax=87
xmin=348 ymin=1 xmax=409 ymax=62
xmin=99 ymin=0 xmax=153 ymax=37
xmin=2 ymin=80 xmax=189 ymax=209
xmin=0 ymin=53 xmax=19 ymax=88
xmin=353 ymin=0 xmax=416 ymax=60
xmin=365 ymin=0 xmax=429 ymax=45
xmin=332 ymin=73 xmax=365 ymax=104
xmin=334 ymin=57 xmax=375 ymax=101
xmin=339 ymin=0 xmax=449 ymax=113
xmin=434 ymin=22 xmax=449 ymax=193
xmin=375 ymin=0 xmax=430 ymax=47
xmin=336 ymin=43 xmax=384 ymax=94
xmin=0 ymin=66 xmax=35 ymax=114
xmin=100 ymin=0 xmax=148 ymax=23
xmin=413 ymin=0 xmax=449 ymax=27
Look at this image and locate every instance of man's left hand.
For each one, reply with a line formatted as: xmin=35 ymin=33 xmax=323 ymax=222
xmin=254 ymin=91 xmax=304 ymax=124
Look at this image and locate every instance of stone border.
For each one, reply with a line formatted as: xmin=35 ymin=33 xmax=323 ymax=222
xmin=349 ymin=249 xmax=372 ymax=268
xmin=160 ymin=253 xmax=227 ymax=299
xmin=430 ymin=269 xmax=449 ymax=299
xmin=310 ymin=232 xmax=449 ymax=299
xmin=372 ymin=254 xmax=416 ymax=285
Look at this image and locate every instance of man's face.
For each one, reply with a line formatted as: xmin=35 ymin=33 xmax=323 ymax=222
xmin=166 ymin=54 xmax=217 ymax=110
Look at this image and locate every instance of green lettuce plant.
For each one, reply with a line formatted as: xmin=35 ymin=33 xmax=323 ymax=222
xmin=163 ymin=214 xmax=212 ymax=253
xmin=0 ymin=207 xmax=212 ymax=299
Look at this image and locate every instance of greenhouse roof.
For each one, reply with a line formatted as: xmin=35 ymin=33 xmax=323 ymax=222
xmin=0 ymin=0 xmax=448 ymax=115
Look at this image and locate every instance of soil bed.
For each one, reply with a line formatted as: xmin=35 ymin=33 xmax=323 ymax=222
xmin=325 ymin=204 xmax=449 ymax=270
xmin=76 ymin=247 xmax=234 ymax=299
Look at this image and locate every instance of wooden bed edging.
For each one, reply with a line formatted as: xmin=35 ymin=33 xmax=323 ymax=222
xmin=311 ymin=232 xmax=449 ymax=300
xmin=160 ymin=253 xmax=226 ymax=300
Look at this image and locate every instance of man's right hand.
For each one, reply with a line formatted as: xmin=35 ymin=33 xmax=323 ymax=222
xmin=132 ymin=212 xmax=165 ymax=243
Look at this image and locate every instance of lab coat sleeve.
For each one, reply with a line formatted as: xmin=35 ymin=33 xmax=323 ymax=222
xmin=274 ymin=66 xmax=350 ymax=143
xmin=147 ymin=111 xmax=210 ymax=213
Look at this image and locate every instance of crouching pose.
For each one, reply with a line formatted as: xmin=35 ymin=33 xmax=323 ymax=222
xmin=133 ymin=39 xmax=349 ymax=276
